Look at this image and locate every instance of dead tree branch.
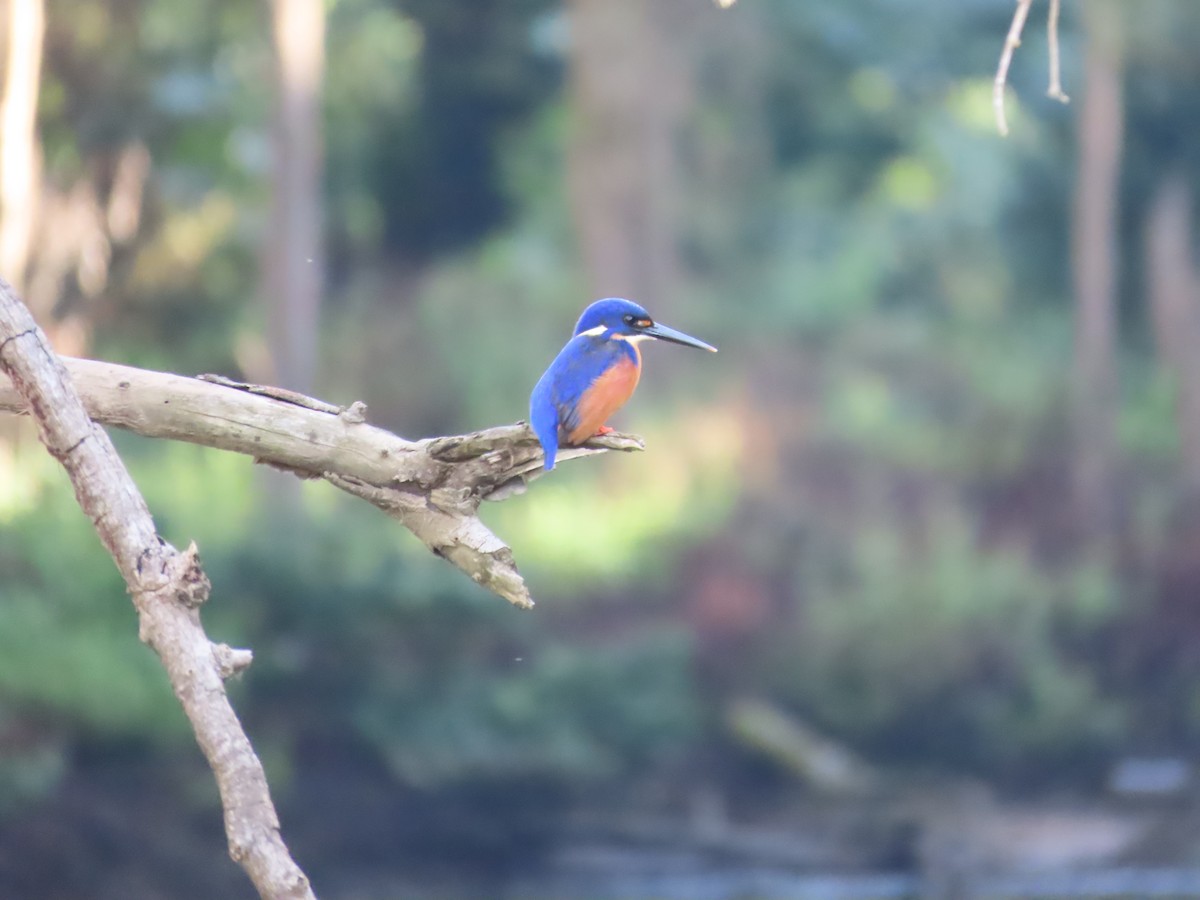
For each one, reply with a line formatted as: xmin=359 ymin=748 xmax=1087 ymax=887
xmin=0 ymin=280 xmax=644 ymax=896
xmin=1046 ymin=0 xmax=1070 ymax=103
xmin=994 ymin=0 xmax=1034 ymax=137
xmin=0 ymin=356 xmax=643 ymax=609
xmin=0 ymin=279 xmax=315 ymax=900
xmin=994 ymin=0 xmax=1072 ymax=137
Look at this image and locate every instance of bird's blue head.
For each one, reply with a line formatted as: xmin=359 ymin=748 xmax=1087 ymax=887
xmin=572 ymin=297 xmax=717 ymax=352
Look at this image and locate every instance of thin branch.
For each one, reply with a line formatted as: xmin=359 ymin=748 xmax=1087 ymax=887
xmin=0 ymin=357 xmax=644 ymax=610
xmin=995 ymin=0 xmax=1072 ymax=136
xmin=0 ymin=279 xmax=315 ymax=900
xmin=994 ymin=0 xmax=1035 ymax=137
xmin=1046 ymin=0 xmax=1070 ymax=103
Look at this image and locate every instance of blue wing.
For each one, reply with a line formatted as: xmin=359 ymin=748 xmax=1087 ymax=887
xmin=529 ymin=335 xmax=634 ymax=471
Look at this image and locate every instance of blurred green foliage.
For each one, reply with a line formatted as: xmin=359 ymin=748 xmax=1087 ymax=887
xmin=0 ymin=464 xmax=182 ymax=739
xmin=777 ymin=511 xmax=1123 ymax=771
xmin=0 ymin=444 xmax=702 ymax=807
xmin=358 ymin=635 xmax=699 ymax=786
xmin=7 ymin=0 xmax=1200 ymax=850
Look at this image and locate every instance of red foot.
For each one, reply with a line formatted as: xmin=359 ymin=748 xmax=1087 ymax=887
xmin=594 ymin=425 xmax=615 ymax=436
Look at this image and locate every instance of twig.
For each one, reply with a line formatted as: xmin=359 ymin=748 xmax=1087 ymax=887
xmin=995 ymin=0 xmax=1072 ymax=136
xmin=0 ymin=279 xmax=315 ymax=900
xmin=0 ymin=357 xmax=644 ymax=609
xmin=197 ymin=372 xmax=348 ymax=415
xmin=994 ymin=0 xmax=1035 ymax=137
xmin=1046 ymin=0 xmax=1070 ymax=103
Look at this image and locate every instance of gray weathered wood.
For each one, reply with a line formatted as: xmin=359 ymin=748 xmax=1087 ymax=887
xmin=0 ymin=279 xmax=315 ymax=900
xmin=0 ymin=355 xmax=644 ymax=609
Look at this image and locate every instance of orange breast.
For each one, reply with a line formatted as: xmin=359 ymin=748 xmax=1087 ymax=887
xmin=567 ymin=353 xmax=641 ymax=445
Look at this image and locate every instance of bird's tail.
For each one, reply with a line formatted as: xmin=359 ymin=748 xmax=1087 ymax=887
xmin=529 ymin=395 xmax=559 ymax=471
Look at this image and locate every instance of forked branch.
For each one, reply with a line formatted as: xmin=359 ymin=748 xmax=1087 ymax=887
xmin=0 ymin=280 xmax=642 ymax=897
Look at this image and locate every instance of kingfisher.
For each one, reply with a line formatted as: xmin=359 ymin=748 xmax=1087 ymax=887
xmin=530 ymin=297 xmax=717 ymax=470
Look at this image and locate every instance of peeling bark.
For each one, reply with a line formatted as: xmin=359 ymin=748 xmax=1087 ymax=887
xmin=0 ymin=354 xmax=643 ymax=609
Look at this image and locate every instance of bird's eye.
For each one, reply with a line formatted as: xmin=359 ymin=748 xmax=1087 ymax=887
xmin=623 ymin=314 xmax=635 ymax=325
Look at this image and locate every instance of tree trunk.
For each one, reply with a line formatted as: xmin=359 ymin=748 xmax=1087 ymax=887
xmin=0 ymin=0 xmax=45 ymax=295
xmin=0 ymin=0 xmax=44 ymax=449
xmin=1070 ymin=4 xmax=1124 ymax=545
xmin=565 ymin=0 xmax=692 ymax=311
xmin=266 ymin=0 xmax=325 ymax=393
xmin=1146 ymin=174 xmax=1200 ymax=493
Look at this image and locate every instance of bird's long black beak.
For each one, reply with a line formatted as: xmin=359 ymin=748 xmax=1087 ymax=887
xmin=643 ymin=321 xmax=718 ymax=352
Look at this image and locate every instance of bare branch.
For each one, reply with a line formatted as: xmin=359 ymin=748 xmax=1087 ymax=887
xmin=0 ymin=353 xmax=644 ymax=609
xmin=994 ymin=0 xmax=1035 ymax=137
xmin=1046 ymin=0 xmax=1070 ymax=104
xmin=995 ymin=0 xmax=1072 ymax=136
xmin=197 ymin=372 xmax=348 ymax=415
xmin=0 ymin=279 xmax=315 ymax=900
